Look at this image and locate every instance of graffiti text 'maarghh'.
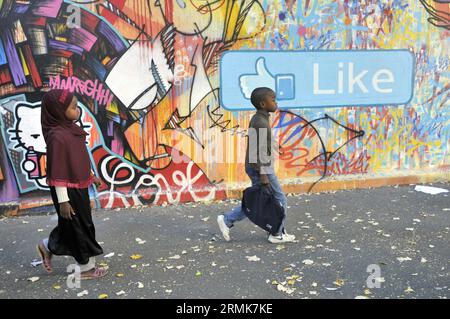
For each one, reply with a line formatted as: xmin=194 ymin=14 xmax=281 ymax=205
xmin=49 ymin=75 xmax=114 ymax=106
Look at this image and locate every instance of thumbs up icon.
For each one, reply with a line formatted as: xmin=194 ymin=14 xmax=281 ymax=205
xmin=239 ymin=57 xmax=295 ymax=101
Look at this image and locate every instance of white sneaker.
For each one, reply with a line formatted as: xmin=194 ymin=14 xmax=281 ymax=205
xmin=268 ymin=233 xmax=296 ymax=244
xmin=217 ymin=215 xmax=231 ymax=241
xmin=282 ymin=230 xmax=296 ymax=241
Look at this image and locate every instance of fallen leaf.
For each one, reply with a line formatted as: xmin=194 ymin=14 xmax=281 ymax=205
xmin=115 ymin=273 xmax=124 ymax=278
xmin=53 ymin=285 xmax=61 ymax=290
xmin=334 ymin=279 xmax=345 ymax=287
xmin=355 ymin=296 xmax=369 ymax=299
xmin=421 ymin=257 xmax=427 ymax=263
xmin=195 ymin=271 xmax=202 ymax=277
xmin=31 ymin=260 xmax=43 ymax=267
xmin=277 ymin=284 xmax=295 ymax=295
xmin=27 ymin=277 xmax=39 ymax=283
xmin=135 ymin=238 xmax=146 ymax=244
xmin=137 ymin=282 xmax=144 ymax=289
xmin=302 ymin=259 xmax=314 ymax=265
xmin=404 ymin=287 xmax=414 ymax=293
xmin=130 ymin=254 xmax=142 ymax=260
xmin=98 ymin=294 xmax=108 ymax=299
xmin=364 ymin=289 xmax=372 ymax=295
xmin=246 ymin=255 xmax=261 ymax=262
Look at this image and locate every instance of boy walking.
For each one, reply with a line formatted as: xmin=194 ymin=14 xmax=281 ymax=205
xmin=217 ymin=87 xmax=295 ymax=244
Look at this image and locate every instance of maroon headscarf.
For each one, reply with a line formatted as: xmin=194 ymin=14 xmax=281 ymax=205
xmin=41 ymin=89 xmax=94 ymax=188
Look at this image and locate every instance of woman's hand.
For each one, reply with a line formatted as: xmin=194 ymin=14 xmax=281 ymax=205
xmin=260 ymin=174 xmax=270 ymax=186
xmin=93 ymin=176 xmax=103 ymax=188
xmin=60 ymin=202 xmax=75 ymax=220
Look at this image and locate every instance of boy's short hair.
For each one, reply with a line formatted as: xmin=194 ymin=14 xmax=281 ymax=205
xmin=250 ymin=87 xmax=274 ymax=109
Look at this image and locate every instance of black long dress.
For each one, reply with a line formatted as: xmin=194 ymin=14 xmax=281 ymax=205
xmin=47 ymin=186 xmax=103 ymax=265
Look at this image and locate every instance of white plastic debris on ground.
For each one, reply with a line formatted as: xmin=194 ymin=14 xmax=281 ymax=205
xmin=414 ymin=185 xmax=449 ymax=195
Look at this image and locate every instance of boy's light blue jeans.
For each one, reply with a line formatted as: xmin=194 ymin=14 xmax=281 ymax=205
xmin=223 ymin=165 xmax=287 ymax=235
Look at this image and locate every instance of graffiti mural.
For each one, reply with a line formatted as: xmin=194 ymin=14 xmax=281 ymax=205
xmin=0 ymin=0 xmax=448 ymax=211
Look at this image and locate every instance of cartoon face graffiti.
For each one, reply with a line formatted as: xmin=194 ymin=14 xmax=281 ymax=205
xmin=8 ymin=100 xmax=90 ymax=189
xmin=12 ymin=103 xmax=46 ymax=153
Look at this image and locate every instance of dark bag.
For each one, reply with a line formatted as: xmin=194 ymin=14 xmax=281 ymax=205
xmin=242 ymin=184 xmax=285 ymax=235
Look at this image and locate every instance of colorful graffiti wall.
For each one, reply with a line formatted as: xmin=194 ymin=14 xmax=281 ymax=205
xmin=0 ymin=0 xmax=448 ymax=211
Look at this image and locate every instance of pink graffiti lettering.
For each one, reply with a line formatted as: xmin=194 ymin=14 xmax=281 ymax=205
xmin=49 ymin=75 xmax=113 ymax=106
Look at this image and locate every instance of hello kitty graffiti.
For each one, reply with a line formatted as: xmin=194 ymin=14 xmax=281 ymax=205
xmin=7 ymin=100 xmax=91 ymax=190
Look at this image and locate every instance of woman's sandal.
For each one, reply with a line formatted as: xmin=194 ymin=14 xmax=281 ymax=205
xmin=80 ymin=266 xmax=108 ymax=280
xmin=36 ymin=241 xmax=53 ymax=273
